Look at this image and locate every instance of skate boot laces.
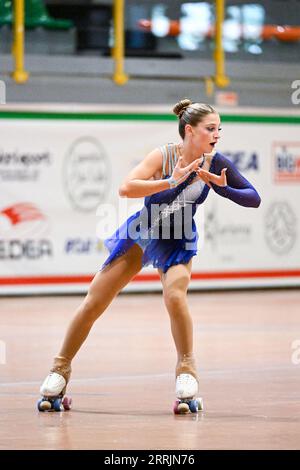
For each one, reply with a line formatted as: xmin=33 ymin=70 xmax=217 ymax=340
xmin=176 ymin=373 xmax=198 ymax=399
xmin=40 ymin=372 xmax=66 ymax=397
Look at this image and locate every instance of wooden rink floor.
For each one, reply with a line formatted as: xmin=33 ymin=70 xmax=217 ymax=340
xmin=0 ymin=289 xmax=300 ymax=450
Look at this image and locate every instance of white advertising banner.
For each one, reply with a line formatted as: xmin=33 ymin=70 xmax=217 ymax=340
xmin=0 ymin=108 xmax=299 ymax=294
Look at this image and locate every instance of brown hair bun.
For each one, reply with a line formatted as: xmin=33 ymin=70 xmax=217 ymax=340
xmin=173 ymin=99 xmax=193 ymax=118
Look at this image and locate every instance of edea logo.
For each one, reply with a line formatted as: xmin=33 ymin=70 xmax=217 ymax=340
xmin=273 ymin=142 xmax=300 ymax=183
xmin=222 ymin=151 xmax=259 ymax=172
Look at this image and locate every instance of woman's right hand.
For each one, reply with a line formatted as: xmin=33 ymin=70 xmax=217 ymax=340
xmin=170 ymin=157 xmax=202 ymax=186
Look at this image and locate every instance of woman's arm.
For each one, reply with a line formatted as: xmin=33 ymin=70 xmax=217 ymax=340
xmin=119 ymin=149 xmax=168 ymax=198
xmin=119 ymin=148 xmax=202 ymax=198
xmin=198 ymin=153 xmax=261 ymax=208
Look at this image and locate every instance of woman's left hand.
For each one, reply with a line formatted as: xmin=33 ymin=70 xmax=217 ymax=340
xmin=196 ymin=168 xmax=227 ymax=188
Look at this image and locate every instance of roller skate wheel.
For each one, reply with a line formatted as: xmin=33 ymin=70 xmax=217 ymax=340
xmin=53 ymin=398 xmax=63 ymax=412
xmin=196 ymin=397 xmax=204 ymax=411
xmin=62 ymin=396 xmax=72 ymax=411
xmin=177 ymin=402 xmax=190 ymax=414
xmin=37 ymin=399 xmax=52 ymax=412
xmin=173 ymin=400 xmax=181 ymax=414
xmin=188 ymin=399 xmax=199 ymax=413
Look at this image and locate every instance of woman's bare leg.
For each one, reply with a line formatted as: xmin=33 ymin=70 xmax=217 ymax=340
xmin=49 ymin=244 xmax=143 ymax=381
xmin=158 ymin=260 xmax=198 ymax=380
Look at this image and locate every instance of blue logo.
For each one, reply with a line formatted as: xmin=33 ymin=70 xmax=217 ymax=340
xmin=223 ymin=151 xmax=259 ymax=171
xmin=65 ymin=238 xmax=103 ymax=255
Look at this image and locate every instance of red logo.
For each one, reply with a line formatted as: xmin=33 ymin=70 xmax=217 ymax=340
xmin=0 ymin=202 xmax=48 ymax=238
xmin=0 ymin=203 xmax=45 ymax=226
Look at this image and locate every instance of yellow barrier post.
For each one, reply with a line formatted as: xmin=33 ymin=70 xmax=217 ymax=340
xmin=12 ymin=0 xmax=29 ymax=83
xmin=214 ymin=0 xmax=229 ymax=88
xmin=113 ymin=0 xmax=128 ymax=85
xmin=205 ymin=76 xmax=214 ymax=97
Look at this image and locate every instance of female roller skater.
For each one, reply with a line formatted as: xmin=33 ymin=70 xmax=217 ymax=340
xmin=38 ymin=99 xmax=261 ymax=414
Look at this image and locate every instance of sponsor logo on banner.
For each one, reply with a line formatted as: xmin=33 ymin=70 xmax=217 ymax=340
xmin=215 ymin=91 xmax=238 ymax=107
xmin=0 ymin=149 xmax=51 ymax=182
xmin=265 ymin=202 xmax=297 ymax=255
xmin=204 ymin=204 xmax=252 ymax=255
xmin=64 ymin=137 xmax=110 ymax=212
xmin=133 ymin=151 xmax=259 ymax=174
xmin=0 ymin=202 xmax=53 ymax=259
xmin=222 ymin=151 xmax=259 ymax=172
xmin=64 ymin=238 xmax=104 ymax=255
xmin=273 ymin=142 xmax=300 ymax=183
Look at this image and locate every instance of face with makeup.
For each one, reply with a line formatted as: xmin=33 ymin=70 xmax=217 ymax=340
xmin=184 ymin=113 xmax=221 ymax=155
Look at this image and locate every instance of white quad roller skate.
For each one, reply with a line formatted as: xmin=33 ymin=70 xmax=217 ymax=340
xmin=173 ymin=353 xmax=204 ymax=414
xmin=173 ymin=373 xmax=204 ymax=414
xmin=37 ymin=357 xmax=72 ymax=412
